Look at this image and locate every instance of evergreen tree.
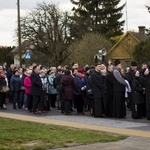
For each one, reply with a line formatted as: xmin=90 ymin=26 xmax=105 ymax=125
xmin=133 ymin=39 xmax=150 ymax=66
xmin=70 ymin=0 xmax=125 ymax=39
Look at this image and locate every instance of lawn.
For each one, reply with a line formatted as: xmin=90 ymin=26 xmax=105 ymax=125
xmin=0 ymin=117 xmax=127 ymax=150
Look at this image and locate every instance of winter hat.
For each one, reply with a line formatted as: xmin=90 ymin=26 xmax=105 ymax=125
xmin=84 ymin=66 xmax=91 ymax=72
xmin=114 ymin=59 xmax=121 ymax=66
xmin=77 ymin=69 xmax=84 ymax=74
xmin=131 ymin=61 xmax=137 ymax=66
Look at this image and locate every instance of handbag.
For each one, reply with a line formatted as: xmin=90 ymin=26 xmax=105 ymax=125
xmin=86 ymin=89 xmax=93 ymax=95
xmin=0 ymin=86 xmax=10 ymax=93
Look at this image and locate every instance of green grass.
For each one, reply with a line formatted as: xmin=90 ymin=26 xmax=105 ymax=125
xmin=0 ymin=117 xmax=127 ymax=150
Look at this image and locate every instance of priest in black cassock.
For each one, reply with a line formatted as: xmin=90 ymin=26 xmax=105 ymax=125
xmin=91 ymin=63 xmax=106 ymax=117
xmin=112 ymin=60 xmax=127 ymax=118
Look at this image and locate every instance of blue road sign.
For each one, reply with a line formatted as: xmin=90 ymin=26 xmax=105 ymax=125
xmin=25 ymin=51 xmax=31 ymax=59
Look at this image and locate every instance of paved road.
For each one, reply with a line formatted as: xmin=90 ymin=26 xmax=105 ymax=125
xmin=2 ymin=103 xmax=150 ymax=133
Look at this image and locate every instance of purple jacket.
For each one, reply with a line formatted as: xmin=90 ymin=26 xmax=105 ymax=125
xmin=60 ymin=74 xmax=77 ymax=100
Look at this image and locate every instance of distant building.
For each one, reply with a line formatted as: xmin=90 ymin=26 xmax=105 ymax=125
xmin=11 ymin=40 xmax=34 ymax=67
xmin=107 ymin=26 xmax=150 ymax=67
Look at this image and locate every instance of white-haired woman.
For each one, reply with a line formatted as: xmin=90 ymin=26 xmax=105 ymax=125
xmin=24 ymin=69 xmax=32 ymax=112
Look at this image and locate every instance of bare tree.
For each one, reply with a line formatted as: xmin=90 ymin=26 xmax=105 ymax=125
xmin=66 ymin=32 xmax=112 ymax=66
xmin=20 ymin=2 xmax=72 ymax=65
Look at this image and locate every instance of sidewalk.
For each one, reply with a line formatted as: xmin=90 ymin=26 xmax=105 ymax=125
xmin=53 ymin=136 xmax=150 ymax=150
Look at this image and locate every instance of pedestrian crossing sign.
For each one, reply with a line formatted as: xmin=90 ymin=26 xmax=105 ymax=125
xmin=25 ymin=51 xmax=31 ymax=59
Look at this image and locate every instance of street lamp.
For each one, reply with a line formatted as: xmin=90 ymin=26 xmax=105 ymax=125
xmin=17 ymin=0 xmax=22 ymax=67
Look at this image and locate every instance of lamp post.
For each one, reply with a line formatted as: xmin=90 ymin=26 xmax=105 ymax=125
xmin=17 ymin=0 xmax=22 ymax=67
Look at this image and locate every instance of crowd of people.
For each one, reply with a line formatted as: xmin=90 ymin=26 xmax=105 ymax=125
xmin=0 ymin=60 xmax=150 ymax=120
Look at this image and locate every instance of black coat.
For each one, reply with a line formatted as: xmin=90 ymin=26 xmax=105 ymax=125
xmin=30 ymin=71 xmax=43 ymax=96
xmin=132 ymin=77 xmax=145 ymax=104
xmin=10 ymin=75 xmax=21 ymax=91
xmin=6 ymin=69 xmax=14 ymax=86
xmin=105 ymin=72 xmax=114 ymax=96
xmin=91 ymin=70 xmax=106 ymax=117
xmin=146 ymin=74 xmax=150 ymax=119
xmin=112 ymin=71 xmax=126 ymax=118
xmin=91 ymin=70 xmax=105 ymax=99
xmin=105 ymin=72 xmax=114 ymax=117
xmin=126 ymin=69 xmax=135 ymax=87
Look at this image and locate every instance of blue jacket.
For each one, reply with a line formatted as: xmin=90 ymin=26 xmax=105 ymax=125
xmin=74 ymin=76 xmax=87 ymax=95
xmin=10 ymin=75 xmax=21 ymax=91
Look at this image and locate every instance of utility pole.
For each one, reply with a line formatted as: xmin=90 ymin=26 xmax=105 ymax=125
xmin=17 ymin=0 xmax=22 ymax=67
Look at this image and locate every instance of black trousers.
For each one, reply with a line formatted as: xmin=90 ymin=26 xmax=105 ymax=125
xmin=27 ymin=94 xmax=32 ymax=111
xmin=32 ymin=95 xmax=41 ymax=112
xmin=0 ymin=92 xmax=6 ymax=107
xmin=50 ymin=94 xmax=57 ymax=108
xmin=75 ymin=94 xmax=84 ymax=113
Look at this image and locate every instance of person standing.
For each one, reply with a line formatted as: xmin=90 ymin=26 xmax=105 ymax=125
xmin=30 ymin=66 xmax=43 ymax=114
xmin=24 ymin=70 xmax=32 ymax=112
xmin=0 ymin=70 xmax=8 ymax=109
xmin=48 ymin=71 xmax=57 ymax=108
xmin=74 ymin=69 xmax=87 ymax=115
xmin=6 ymin=64 xmax=15 ymax=103
xmin=40 ymin=70 xmax=49 ymax=112
xmin=90 ymin=63 xmax=106 ymax=117
xmin=145 ymin=67 xmax=150 ymax=120
xmin=112 ymin=60 xmax=127 ymax=118
xmin=60 ymin=69 xmax=77 ymax=115
xmin=132 ymin=70 xmax=145 ymax=119
xmin=10 ymin=70 xmax=22 ymax=109
xmin=53 ymin=68 xmax=63 ymax=110
xmin=126 ymin=62 xmax=137 ymax=110
xmin=105 ymin=65 xmax=114 ymax=117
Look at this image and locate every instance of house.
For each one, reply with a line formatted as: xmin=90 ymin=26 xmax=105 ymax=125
xmin=11 ymin=40 xmax=34 ymax=67
xmin=106 ymin=26 xmax=150 ymax=68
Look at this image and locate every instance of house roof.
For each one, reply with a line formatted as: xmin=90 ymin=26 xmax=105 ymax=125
xmin=11 ymin=40 xmax=34 ymax=53
xmin=107 ymin=31 xmax=150 ymax=56
xmin=130 ymin=32 xmax=150 ymax=41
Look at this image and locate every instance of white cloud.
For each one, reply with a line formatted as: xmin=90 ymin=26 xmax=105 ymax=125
xmin=0 ymin=0 xmax=150 ymax=46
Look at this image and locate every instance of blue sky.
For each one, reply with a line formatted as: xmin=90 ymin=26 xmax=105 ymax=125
xmin=0 ymin=0 xmax=150 ymax=46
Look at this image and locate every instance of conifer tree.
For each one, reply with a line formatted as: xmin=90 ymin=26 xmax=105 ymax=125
xmin=70 ymin=0 xmax=125 ymax=39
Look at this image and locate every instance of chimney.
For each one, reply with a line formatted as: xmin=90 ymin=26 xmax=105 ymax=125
xmin=138 ymin=26 xmax=145 ymax=34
